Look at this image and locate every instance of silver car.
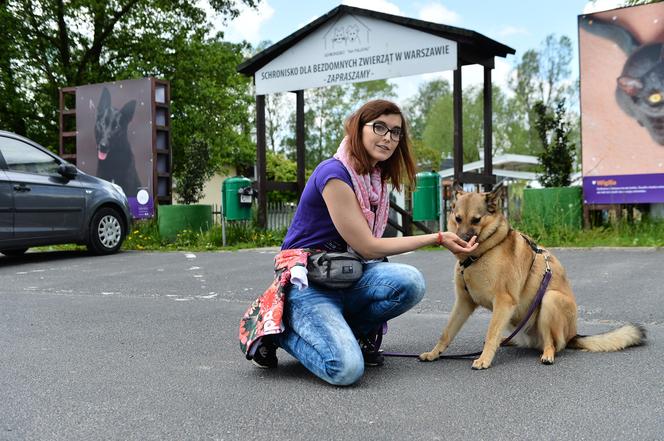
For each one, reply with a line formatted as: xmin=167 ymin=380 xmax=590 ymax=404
xmin=0 ymin=131 xmax=132 ymax=256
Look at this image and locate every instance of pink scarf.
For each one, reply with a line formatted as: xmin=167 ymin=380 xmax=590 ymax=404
xmin=333 ymin=137 xmax=389 ymax=238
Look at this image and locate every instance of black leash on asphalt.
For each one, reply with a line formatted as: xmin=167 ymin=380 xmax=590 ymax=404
xmin=382 ymin=238 xmax=553 ymax=361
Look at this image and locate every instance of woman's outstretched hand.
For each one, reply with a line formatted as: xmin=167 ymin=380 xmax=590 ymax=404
xmin=439 ymin=232 xmax=478 ymax=255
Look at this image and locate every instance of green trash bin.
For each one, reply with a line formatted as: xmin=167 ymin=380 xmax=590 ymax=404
xmin=413 ymin=171 xmax=440 ymax=221
xmin=222 ymin=176 xmax=253 ymax=221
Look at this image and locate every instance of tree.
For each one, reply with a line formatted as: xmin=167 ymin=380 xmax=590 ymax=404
xmin=533 ymin=100 xmax=575 ymax=187
xmin=265 ymin=92 xmax=287 ymax=152
xmin=164 ymin=36 xmax=256 ymax=180
xmin=174 ymin=138 xmax=213 ymax=204
xmin=510 ymin=35 xmax=574 ymax=111
xmin=404 ymin=79 xmax=451 ymax=141
xmin=266 ymin=151 xmax=297 ymax=202
xmin=507 ymin=34 xmax=575 ymax=155
xmin=0 ymin=0 xmax=259 ymax=169
xmin=420 ymin=85 xmax=484 ymax=168
xmin=253 ymin=40 xmax=288 ymax=153
xmin=281 ymin=79 xmax=396 ymax=170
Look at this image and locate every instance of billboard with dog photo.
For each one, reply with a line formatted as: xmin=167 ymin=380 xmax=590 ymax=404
xmin=579 ymin=3 xmax=664 ymax=204
xmin=76 ymin=79 xmax=154 ymax=218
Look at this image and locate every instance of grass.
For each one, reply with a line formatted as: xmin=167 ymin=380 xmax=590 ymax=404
xmin=30 ymin=217 xmax=663 ymax=254
xmin=515 ymin=218 xmax=664 ymax=248
xmin=122 ymin=219 xmax=286 ymax=251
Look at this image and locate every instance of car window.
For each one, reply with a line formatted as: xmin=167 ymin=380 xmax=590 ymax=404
xmin=0 ymin=137 xmax=60 ymax=175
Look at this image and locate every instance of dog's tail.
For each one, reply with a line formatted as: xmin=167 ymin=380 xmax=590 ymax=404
xmin=567 ymin=323 xmax=646 ymax=352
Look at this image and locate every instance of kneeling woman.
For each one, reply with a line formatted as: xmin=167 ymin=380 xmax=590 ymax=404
xmin=241 ymin=99 xmax=477 ymax=386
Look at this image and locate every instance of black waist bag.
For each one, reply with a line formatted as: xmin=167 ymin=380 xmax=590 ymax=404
xmin=307 ymin=251 xmax=364 ymax=289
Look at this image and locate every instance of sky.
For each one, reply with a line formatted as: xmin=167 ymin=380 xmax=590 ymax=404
xmin=214 ymin=0 xmax=626 ymax=102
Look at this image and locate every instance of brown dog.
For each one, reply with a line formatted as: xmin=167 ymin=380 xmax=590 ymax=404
xmin=419 ymin=187 xmax=645 ymax=369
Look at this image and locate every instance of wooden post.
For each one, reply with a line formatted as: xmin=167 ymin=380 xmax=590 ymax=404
xmin=295 ymin=90 xmax=305 ymax=200
xmin=453 ymin=63 xmax=463 ymax=185
xmin=483 ymin=66 xmax=493 ymax=192
xmin=256 ymin=94 xmax=267 ymax=229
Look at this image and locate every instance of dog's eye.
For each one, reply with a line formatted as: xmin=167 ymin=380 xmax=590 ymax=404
xmin=471 ymin=217 xmax=481 ymax=225
xmin=455 ymin=216 xmax=462 ymax=223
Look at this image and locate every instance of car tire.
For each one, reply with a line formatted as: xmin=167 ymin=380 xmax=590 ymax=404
xmin=87 ymin=207 xmax=125 ymax=255
xmin=1 ymin=248 xmax=28 ymax=256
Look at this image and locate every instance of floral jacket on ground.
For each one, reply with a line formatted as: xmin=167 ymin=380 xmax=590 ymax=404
xmin=238 ymin=249 xmax=309 ymax=358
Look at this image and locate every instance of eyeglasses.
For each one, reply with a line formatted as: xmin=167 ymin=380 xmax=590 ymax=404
xmin=365 ymin=122 xmax=402 ymax=142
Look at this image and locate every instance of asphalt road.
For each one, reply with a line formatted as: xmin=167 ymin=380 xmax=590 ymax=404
xmin=1 ymin=247 xmax=662 ymax=441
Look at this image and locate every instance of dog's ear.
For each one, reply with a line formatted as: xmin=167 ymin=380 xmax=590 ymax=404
xmin=485 ymin=181 xmax=504 ymax=214
xmin=453 ymin=182 xmax=464 ymax=199
xmin=99 ymin=88 xmax=111 ymax=112
xmin=120 ymin=100 xmax=137 ymax=125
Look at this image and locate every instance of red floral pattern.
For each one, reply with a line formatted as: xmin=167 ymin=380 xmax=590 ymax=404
xmin=239 ymin=249 xmax=310 ymax=358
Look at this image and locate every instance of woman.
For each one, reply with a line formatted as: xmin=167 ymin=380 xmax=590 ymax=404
xmin=247 ymin=99 xmax=477 ymax=386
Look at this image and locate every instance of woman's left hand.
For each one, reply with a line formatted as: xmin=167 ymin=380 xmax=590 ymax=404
xmin=439 ymin=232 xmax=478 ymax=255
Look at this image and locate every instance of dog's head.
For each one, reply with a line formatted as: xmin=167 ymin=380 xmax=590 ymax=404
xmin=93 ymin=87 xmax=136 ymax=161
xmin=447 ymin=184 xmax=504 ymax=242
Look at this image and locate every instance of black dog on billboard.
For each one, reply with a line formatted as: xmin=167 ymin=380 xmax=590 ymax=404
xmin=94 ymin=87 xmax=142 ymax=196
xmin=581 ymin=15 xmax=664 ymax=145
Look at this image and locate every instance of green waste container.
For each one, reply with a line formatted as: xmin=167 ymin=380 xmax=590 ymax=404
xmin=413 ymin=171 xmax=440 ymax=221
xmin=222 ymin=176 xmax=253 ymax=221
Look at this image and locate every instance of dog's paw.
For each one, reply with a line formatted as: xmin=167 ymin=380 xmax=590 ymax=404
xmin=418 ymin=351 xmax=440 ymax=362
xmin=471 ymin=357 xmax=492 ymax=370
xmin=540 ymin=355 xmax=554 ymax=365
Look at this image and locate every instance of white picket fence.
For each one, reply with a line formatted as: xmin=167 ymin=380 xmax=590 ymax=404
xmin=267 ymin=201 xmax=297 ymax=230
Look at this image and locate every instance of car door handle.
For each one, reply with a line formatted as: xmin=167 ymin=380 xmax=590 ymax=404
xmin=13 ymin=184 xmax=31 ymax=192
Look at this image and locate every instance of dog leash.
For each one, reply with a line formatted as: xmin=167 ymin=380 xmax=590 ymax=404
xmin=382 ymin=252 xmax=553 ymax=361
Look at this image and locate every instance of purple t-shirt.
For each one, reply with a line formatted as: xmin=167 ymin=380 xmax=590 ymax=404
xmin=281 ymin=158 xmax=353 ymax=251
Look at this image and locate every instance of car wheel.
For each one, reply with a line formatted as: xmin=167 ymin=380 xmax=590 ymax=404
xmin=87 ymin=207 xmax=125 ymax=255
xmin=1 ymin=248 xmax=28 ymax=256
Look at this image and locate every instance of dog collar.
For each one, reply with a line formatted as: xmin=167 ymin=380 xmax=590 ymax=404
xmin=460 ymin=255 xmax=479 ymax=269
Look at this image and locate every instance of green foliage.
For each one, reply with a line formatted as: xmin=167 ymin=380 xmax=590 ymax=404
xmin=166 ymin=37 xmax=256 ymax=179
xmin=405 ymin=79 xmax=451 ymax=141
xmin=408 ymin=32 xmax=579 ymax=168
xmin=533 ymin=100 xmax=575 ymax=187
xmin=122 ymin=213 xmax=664 ymax=252
xmin=174 ymin=139 xmax=214 ymax=204
xmin=266 ymin=151 xmax=298 ymax=202
xmin=123 ymin=219 xmax=286 ymax=251
xmin=507 ymin=34 xmax=576 ymax=156
xmin=281 ymin=80 xmax=396 ymax=170
xmin=515 ymin=218 xmax=664 ymax=248
xmin=420 ymin=85 xmax=483 ymax=167
xmin=0 ymin=0 xmax=257 ymax=173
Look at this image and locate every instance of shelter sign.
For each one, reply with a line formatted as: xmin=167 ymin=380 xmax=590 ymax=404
xmin=255 ymin=14 xmax=457 ymax=94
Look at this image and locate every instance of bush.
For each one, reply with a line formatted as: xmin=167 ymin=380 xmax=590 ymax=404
xmin=533 ymin=99 xmax=575 ymax=188
xmin=174 ymin=138 xmax=214 ymax=204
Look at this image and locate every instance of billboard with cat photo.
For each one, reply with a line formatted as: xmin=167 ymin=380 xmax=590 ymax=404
xmin=76 ymin=79 xmax=155 ymax=219
xmin=579 ymin=2 xmax=664 ymax=204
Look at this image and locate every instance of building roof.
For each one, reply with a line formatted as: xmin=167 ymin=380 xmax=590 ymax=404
xmin=237 ymin=4 xmax=515 ymax=76
xmin=438 ymin=154 xmax=540 ymax=181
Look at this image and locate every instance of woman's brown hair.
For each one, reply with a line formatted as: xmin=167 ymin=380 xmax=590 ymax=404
xmin=344 ymin=99 xmax=416 ymax=191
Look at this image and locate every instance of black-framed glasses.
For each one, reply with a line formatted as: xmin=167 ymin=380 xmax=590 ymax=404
xmin=365 ymin=122 xmax=402 ymax=142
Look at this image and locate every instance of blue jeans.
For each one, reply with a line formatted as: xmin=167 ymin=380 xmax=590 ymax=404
xmin=277 ymin=262 xmax=425 ymax=386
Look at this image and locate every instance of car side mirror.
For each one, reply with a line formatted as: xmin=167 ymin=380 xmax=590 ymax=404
xmin=58 ymin=163 xmax=78 ymax=179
